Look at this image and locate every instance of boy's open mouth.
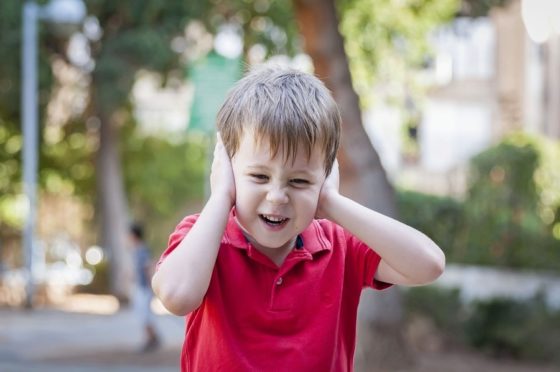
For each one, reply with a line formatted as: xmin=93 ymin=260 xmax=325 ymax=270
xmin=259 ymin=214 xmax=289 ymax=226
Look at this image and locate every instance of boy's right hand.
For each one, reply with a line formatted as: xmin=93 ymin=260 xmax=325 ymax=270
xmin=315 ymin=159 xmax=340 ymax=220
xmin=210 ymin=132 xmax=236 ymax=207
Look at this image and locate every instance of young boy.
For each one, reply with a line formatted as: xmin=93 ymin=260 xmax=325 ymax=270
xmin=152 ymin=65 xmax=445 ymax=371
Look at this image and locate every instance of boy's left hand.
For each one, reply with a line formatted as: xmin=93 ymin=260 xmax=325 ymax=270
xmin=316 ymin=159 xmax=340 ymax=219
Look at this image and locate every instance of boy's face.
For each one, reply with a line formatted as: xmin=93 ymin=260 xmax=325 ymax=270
xmin=231 ymin=130 xmax=327 ymax=257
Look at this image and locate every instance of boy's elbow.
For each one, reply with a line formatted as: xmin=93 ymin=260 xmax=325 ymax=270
xmin=158 ymin=291 xmax=200 ymax=316
xmin=152 ymin=273 xmax=202 ymax=316
xmin=425 ymin=245 xmax=445 ymax=283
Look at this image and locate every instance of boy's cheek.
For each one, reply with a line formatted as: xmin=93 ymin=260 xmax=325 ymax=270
xmin=232 ymin=173 xmax=240 ymax=185
xmin=232 ymin=178 xmax=239 ymax=200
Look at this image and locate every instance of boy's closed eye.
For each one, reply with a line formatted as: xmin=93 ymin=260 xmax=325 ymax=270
xmin=250 ymin=174 xmax=269 ymax=182
xmin=249 ymin=174 xmax=310 ymax=187
xmin=289 ymin=178 xmax=310 ymax=186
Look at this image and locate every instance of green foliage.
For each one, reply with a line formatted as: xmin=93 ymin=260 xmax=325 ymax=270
xmin=0 ymin=119 xmax=22 ymax=201
xmin=397 ymin=190 xmax=464 ymax=254
xmin=0 ymin=116 xmax=96 ymax=230
xmin=0 ymin=1 xmax=54 ymax=121
xmin=460 ymin=134 xmax=560 ymax=269
xmin=0 ymin=0 xmax=22 ymax=120
xmin=405 ymin=287 xmax=560 ymax=364
xmin=404 ymin=286 xmax=463 ymax=334
xmin=200 ymin=0 xmax=299 ymax=57
xmin=0 ymin=0 xmax=204 ymax=244
xmin=465 ymin=295 xmax=560 ymax=362
xmin=41 ymin=122 xmax=97 ymax=200
xmin=89 ymin=0 xmax=205 ymax=113
xmin=0 ymin=1 xmax=82 ymax=261
xmin=0 ymin=0 xmax=57 ymax=229
xmin=121 ymin=123 xmax=206 ymax=251
xmin=339 ymin=0 xmax=459 ymax=106
xmin=397 ymin=133 xmax=560 ymax=271
xmin=468 ymin=136 xmax=540 ymax=219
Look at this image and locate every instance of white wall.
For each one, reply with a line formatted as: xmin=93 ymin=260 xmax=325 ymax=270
xmin=420 ymin=100 xmax=493 ymax=173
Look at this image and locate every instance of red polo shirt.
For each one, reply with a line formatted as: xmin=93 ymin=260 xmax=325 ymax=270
xmin=158 ymin=212 xmax=391 ymax=372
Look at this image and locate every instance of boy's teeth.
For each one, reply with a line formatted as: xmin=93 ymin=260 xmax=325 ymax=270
xmin=262 ymin=215 xmax=285 ymax=222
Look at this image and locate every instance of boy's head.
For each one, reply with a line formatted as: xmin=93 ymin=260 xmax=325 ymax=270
xmin=216 ymin=65 xmax=341 ymax=176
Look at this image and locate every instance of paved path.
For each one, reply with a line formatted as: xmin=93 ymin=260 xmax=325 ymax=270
xmin=1 ymin=295 xmax=558 ymax=372
xmin=0 ymin=300 xmax=185 ymax=372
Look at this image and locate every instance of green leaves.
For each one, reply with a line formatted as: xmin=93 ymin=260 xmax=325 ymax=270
xmin=121 ymin=123 xmax=206 ymax=250
xmin=398 ymin=133 xmax=560 ymax=271
xmin=339 ymin=0 xmax=459 ymax=106
xmin=91 ymin=0 xmax=202 ymax=112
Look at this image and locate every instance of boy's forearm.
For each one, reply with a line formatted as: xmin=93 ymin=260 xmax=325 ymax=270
xmin=152 ymin=194 xmax=231 ymax=315
xmin=322 ymin=193 xmax=444 ymax=285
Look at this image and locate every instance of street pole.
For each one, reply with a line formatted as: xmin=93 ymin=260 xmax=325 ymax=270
xmin=21 ymin=1 xmax=40 ymax=309
xmin=20 ymin=0 xmax=86 ymax=309
xmin=21 ymin=1 xmax=40 ymax=308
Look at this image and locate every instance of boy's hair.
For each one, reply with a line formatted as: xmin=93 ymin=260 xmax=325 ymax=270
xmin=216 ymin=65 xmax=341 ymax=175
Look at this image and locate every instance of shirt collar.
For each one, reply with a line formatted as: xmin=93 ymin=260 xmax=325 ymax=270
xmin=223 ymin=209 xmax=332 ymax=256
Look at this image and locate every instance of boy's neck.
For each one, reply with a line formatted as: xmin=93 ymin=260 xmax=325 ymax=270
xmin=256 ymin=236 xmax=297 ymax=267
xmin=235 ymin=217 xmax=297 ymax=267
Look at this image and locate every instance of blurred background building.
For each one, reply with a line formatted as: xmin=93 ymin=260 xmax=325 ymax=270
xmin=369 ymin=0 xmax=559 ymax=197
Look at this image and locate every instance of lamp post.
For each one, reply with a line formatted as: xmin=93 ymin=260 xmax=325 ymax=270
xmin=21 ymin=0 xmax=86 ymax=308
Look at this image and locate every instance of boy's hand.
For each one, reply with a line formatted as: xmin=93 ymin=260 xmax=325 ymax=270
xmin=316 ymin=159 xmax=340 ymax=219
xmin=210 ymin=133 xmax=236 ymax=207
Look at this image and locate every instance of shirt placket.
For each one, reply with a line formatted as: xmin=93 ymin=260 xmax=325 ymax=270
xmin=268 ymin=251 xmax=311 ymax=311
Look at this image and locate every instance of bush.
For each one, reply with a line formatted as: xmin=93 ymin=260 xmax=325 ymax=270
xmin=397 ymin=133 xmax=560 ymax=271
xmin=404 ymin=286 xmax=463 ymax=336
xmin=404 ymin=287 xmax=560 ymax=364
xmin=465 ymin=295 xmax=560 ymax=362
xmin=458 ymin=134 xmax=559 ymax=269
xmin=397 ymin=191 xmax=464 ymax=257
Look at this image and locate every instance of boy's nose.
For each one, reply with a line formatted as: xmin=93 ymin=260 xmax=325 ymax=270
xmin=266 ymin=186 xmax=289 ymax=204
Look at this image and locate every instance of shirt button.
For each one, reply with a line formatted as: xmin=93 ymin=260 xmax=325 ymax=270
xmin=276 ymin=277 xmax=283 ymax=285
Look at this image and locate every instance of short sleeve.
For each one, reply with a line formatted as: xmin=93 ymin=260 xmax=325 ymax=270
xmin=343 ymin=229 xmax=392 ymax=290
xmin=155 ymin=214 xmax=199 ymax=270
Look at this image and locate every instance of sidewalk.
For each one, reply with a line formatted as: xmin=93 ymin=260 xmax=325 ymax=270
xmin=0 ymin=295 xmax=185 ymax=372
xmin=2 ymin=294 xmax=558 ymax=372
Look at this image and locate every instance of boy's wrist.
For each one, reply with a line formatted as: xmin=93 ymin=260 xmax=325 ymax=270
xmin=318 ymin=189 xmax=342 ymax=220
xmin=208 ymin=192 xmax=235 ymax=210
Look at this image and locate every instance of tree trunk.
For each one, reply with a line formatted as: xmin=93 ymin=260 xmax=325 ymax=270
xmin=93 ymin=98 xmax=133 ymax=304
xmin=292 ymin=0 xmax=412 ymax=370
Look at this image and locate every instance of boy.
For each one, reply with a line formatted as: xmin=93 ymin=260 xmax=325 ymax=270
xmin=152 ymin=66 xmax=445 ymax=371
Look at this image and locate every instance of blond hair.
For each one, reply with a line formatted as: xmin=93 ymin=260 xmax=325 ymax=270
xmin=216 ymin=65 xmax=341 ymax=175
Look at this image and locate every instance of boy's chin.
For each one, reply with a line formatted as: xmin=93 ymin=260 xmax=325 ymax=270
xmin=253 ymin=237 xmax=294 ymax=251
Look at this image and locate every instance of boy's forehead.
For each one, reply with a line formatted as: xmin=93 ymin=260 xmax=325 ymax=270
xmin=238 ymin=129 xmax=308 ymax=153
xmin=237 ymin=130 xmax=326 ymax=168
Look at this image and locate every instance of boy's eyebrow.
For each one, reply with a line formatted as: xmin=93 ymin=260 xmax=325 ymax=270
xmin=245 ymin=165 xmax=269 ymax=171
xmin=245 ymin=164 xmax=317 ymax=176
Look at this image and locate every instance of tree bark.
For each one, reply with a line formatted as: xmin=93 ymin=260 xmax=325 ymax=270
xmin=293 ymin=0 xmax=412 ymax=370
xmin=93 ymin=95 xmax=133 ymax=304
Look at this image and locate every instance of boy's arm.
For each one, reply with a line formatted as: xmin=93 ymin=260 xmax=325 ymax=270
xmin=152 ymin=135 xmax=235 ymax=315
xmin=317 ymin=161 xmax=445 ymax=286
